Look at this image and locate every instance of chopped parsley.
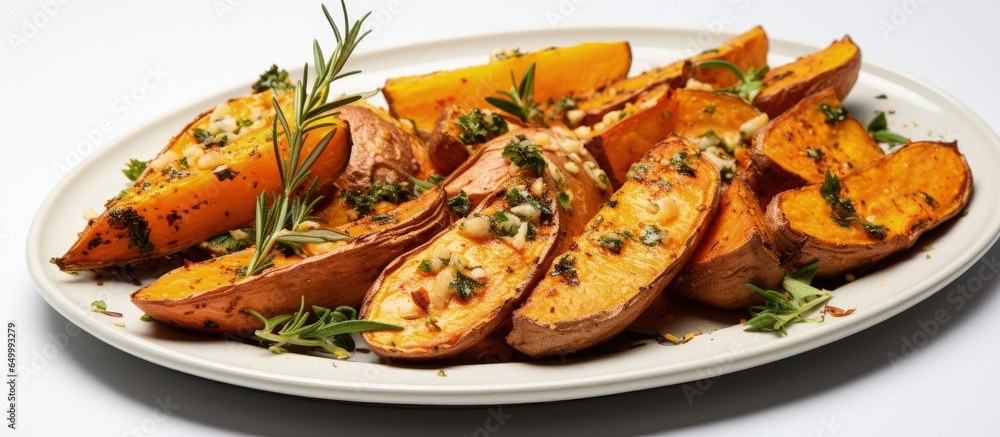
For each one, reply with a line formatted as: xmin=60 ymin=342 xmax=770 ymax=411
xmin=670 ymin=150 xmax=696 ymax=176
xmin=205 ymin=228 xmax=254 ymax=252
xmin=192 ymin=128 xmax=214 ymax=145
xmin=252 ymin=64 xmax=291 ymax=93
xmin=449 ymin=270 xmax=483 ymax=299
xmin=640 ymin=225 xmax=664 ymax=246
xmin=418 ymin=260 xmax=433 ymax=273
xmin=806 ymin=147 xmax=824 ymax=162
xmin=557 ymin=191 xmax=572 ymax=210
xmin=506 ymin=187 xmax=552 ymax=218
xmin=178 ymin=157 xmax=189 ymax=169
xmin=344 ymin=181 xmax=415 ymax=215
xmin=551 ymin=96 xmax=577 ymax=116
xmin=447 ymin=191 xmax=471 ymax=217
xmin=702 ymin=103 xmax=716 ymax=114
xmin=122 ymin=159 xmax=147 ymax=181
xmin=598 ymin=231 xmax=632 ymax=254
xmin=108 ymin=207 xmax=154 ymax=254
xmin=918 ymin=191 xmax=939 ymax=209
xmin=865 ymin=111 xmax=908 ymax=146
xmin=627 ymin=163 xmax=650 ymax=180
xmin=720 ymin=165 xmax=736 ymax=183
xmin=489 ymin=211 xmax=519 ymax=237
xmin=494 ymin=48 xmax=523 ymax=60
xmin=502 ymin=134 xmax=546 ymax=176
xmin=456 ymin=108 xmax=508 ymax=145
xmin=819 ymin=103 xmax=847 ymax=124
xmin=551 ymin=253 xmax=579 ymax=286
xmin=90 ymin=300 xmax=108 ymax=312
xmin=819 ymin=170 xmax=887 ymax=240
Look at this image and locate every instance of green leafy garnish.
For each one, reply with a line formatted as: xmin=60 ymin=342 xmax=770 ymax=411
xmin=456 ymin=108 xmax=509 ymax=145
xmin=720 ymin=165 xmax=736 ymax=183
xmin=502 ymin=134 xmax=546 ymax=176
xmin=139 ymin=314 xmax=155 ymax=322
xmin=551 ymin=253 xmax=579 ymax=285
xmin=743 ymin=261 xmax=832 ymax=335
xmin=506 ymin=187 xmax=552 ymax=218
xmin=90 ymin=300 xmax=108 ymax=312
xmin=108 ymin=207 xmax=154 ymax=254
xmin=494 ymin=48 xmax=523 ymax=61
xmin=489 ymin=211 xmax=519 ymax=237
xmin=191 ymin=128 xmax=215 ymax=145
xmin=820 ymin=170 xmax=887 ymax=239
xmin=640 ymin=225 xmax=663 ymax=246
xmin=122 ymin=159 xmax=147 ymax=181
xmin=447 ymin=191 xmax=471 ymax=217
xmin=626 ymin=163 xmax=650 ymax=180
xmin=204 ymin=228 xmax=255 ymax=253
xmin=243 ymin=2 xmax=374 ymax=276
xmin=252 ymin=64 xmax=292 ymax=93
xmin=485 ymin=62 xmax=545 ymax=125
xmin=598 ymin=231 xmax=631 ymax=254
xmin=865 ymin=111 xmax=908 ymax=146
xmin=697 ymin=60 xmax=769 ymax=104
xmin=557 ymin=191 xmax=572 ymax=210
xmin=550 ymin=96 xmax=577 ymax=117
xmin=344 ymin=181 xmax=415 ymax=215
xmin=670 ymin=150 xmax=696 ymax=176
xmin=417 ymin=259 xmax=432 ymax=273
xmin=819 ymin=103 xmax=847 ymax=124
xmin=449 ymin=270 xmax=483 ymax=299
xmin=250 ymin=297 xmax=401 ymax=357
xmin=806 ymin=147 xmax=824 ymax=162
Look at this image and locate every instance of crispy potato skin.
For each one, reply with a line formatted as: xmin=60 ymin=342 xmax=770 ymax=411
xmin=743 ymin=87 xmax=883 ymax=202
xmin=670 ymin=178 xmax=782 ymax=309
xmin=361 ymin=129 xmax=611 ymax=361
xmin=56 ymin=92 xmax=351 ymax=271
xmin=384 ymin=42 xmax=632 ymax=131
xmin=131 ymin=187 xmax=449 ymax=335
xmin=766 ymin=142 xmax=972 ymax=277
xmin=575 ymin=61 xmax=693 ymax=127
xmin=692 ymin=26 xmax=769 ymax=88
xmin=335 ymin=102 xmax=438 ymax=190
xmin=508 ymin=136 xmax=721 ymax=358
xmin=586 ymin=88 xmax=760 ymax=188
xmin=427 ymin=106 xmax=472 ymax=175
xmin=755 ymin=36 xmax=862 ymax=118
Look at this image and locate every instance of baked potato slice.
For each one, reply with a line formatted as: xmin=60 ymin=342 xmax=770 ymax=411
xmin=755 ymin=36 xmax=862 ymax=118
xmin=508 ymin=136 xmax=721 ymax=358
xmin=585 ymin=87 xmax=762 ymax=188
xmin=131 ymin=187 xmax=449 ymax=335
xmin=384 ymin=42 xmax=632 ymax=131
xmin=427 ymin=106 xmax=509 ymax=175
xmin=691 ymin=26 xmax=769 ymax=88
xmin=336 ymin=101 xmax=438 ymax=190
xmin=742 ymin=87 xmax=884 ymax=201
xmin=361 ymin=130 xmax=612 ymax=360
xmin=766 ymin=141 xmax=971 ymax=277
xmin=55 ymin=90 xmax=351 ymax=271
xmin=670 ymin=178 xmax=782 ymax=309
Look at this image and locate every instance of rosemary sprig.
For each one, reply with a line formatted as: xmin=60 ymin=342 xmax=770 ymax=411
xmin=697 ymin=60 xmax=769 ymax=104
xmin=866 ymin=111 xmax=908 ymax=147
xmin=249 ymin=297 xmax=401 ymax=358
xmin=485 ymin=62 xmax=546 ymax=125
xmin=243 ymin=2 xmax=378 ymax=276
xmin=743 ymin=261 xmax=832 ymax=335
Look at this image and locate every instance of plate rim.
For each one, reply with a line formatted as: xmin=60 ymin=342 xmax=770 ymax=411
xmin=26 ymin=25 xmax=1000 ymax=405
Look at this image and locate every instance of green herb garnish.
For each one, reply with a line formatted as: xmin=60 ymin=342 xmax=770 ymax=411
xmin=122 ymin=159 xmax=147 ymax=181
xmin=502 ymin=134 xmax=546 ymax=176
xmin=865 ymin=111 xmax=908 ymax=146
xmin=820 ymin=170 xmax=887 ymax=240
xmin=598 ymin=232 xmax=631 ymax=254
xmin=456 ymin=108 xmax=508 ymax=145
xmin=449 ymin=270 xmax=483 ymax=299
xmin=557 ymin=191 xmax=572 ymax=210
xmin=720 ymin=165 xmax=736 ymax=183
xmin=90 ymin=300 xmax=108 ymax=312
xmin=670 ymin=150 xmax=696 ymax=176
xmin=344 ymin=181 xmax=415 ymax=215
xmin=744 ymin=261 xmax=832 ymax=335
xmin=418 ymin=259 xmax=433 ymax=273
xmin=252 ymin=64 xmax=292 ymax=93
xmin=551 ymin=253 xmax=579 ymax=285
xmin=819 ymin=103 xmax=847 ymax=124
xmin=250 ymin=297 xmax=401 ymax=357
xmin=697 ymin=60 xmax=769 ymax=104
xmin=626 ymin=163 xmax=650 ymax=180
xmin=108 ymin=207 xmax=154 ymax=254
xmin=806 ymin=147 xmax=824 ymax=162
xmin=506 ymin=187 xmax=552 ymax=218
xmin=447 ymin=191 xmax=471 ymax=217
xmin=640 ymin=225 xmax=663 ymax=246
xmin=485 ymin=62 xmax=545 ymax=125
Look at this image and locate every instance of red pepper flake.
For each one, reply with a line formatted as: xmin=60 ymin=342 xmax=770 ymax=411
xmin=826 ymin=306 xmax=856 ymax=317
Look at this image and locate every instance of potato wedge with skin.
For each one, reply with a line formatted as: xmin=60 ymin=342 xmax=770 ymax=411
xmin=428 ymin=106 xmax=509 ymax=175
xmin=131 ymin=187 xmax=449 ymax=335
xmin=743 ymin=87 xmax=883 ymax=201
xmin=384 ymin=42 xmax=632 ymax=131
xmin=766 ymin=141 xmax=971 ymax=277
xmin=335 ymin=102 xmax=437 ymax=191
xmin=508 ymin=136 xmax=721 ymax=358
xmin=55 ymin=91 xmax=351 ymax=271
xmin=573 ymin=61 xmax=692 ymax=127
xmin=670 ymin=178 xmax=782 ymax=309
xmin=755 ymin=36 xmax=861 ymax=118
xmin=585 ymin=87 xmax=762 ymax=188
xmin=691 ymin=26 xmax=769 ymax=88
xmin=361 ymin=130 xmax=612 ymax=361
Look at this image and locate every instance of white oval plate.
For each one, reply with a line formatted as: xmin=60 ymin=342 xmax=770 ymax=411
xmin=26 ymin=27 xmax=1000 ymax=405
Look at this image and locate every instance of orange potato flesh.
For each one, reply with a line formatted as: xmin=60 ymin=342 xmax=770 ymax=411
xmin=670 ymin=178 xmax=783 ymax=309
xmin=755 ymin=36 xmax=861 ymax=118
xmin=384 ymin=42 xmax=632 ymax=131
xmin=692 ymin=26 xmax=769 ymax=88
xmin=574 ymin=60 xmax=692 ymax=126
xmin=768 ymin=142 xmax=971 ymax=277
xmin=509 ymin=137 xmax=721 ymax=357
xmin=361 ymin=186 xmax=560 ymax=360
xmin=131 ymin=188 xmax=448 ymax=334
xmin=586 ymin=88 xmax=761 ymax=188
xmin=56 ymin=91 xmax=351 ymax=271
xmin=746 ymin=87 xmax=884 ymax=201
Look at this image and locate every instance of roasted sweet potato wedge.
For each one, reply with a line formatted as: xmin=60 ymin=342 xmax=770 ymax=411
xmin=55 ymin=91 xmax=351 ymax=271
xmin=766 ymin=141 xmax=971 ymax=277
xmin=742 ymin=87 xmax=884 ymax=201
xmin=670 ymin=178 xmax=782 ymax=309
xmin=508 ymin=136 xmax=721 ymax=358
xmin=335 ymin=102 xmax=437 ymax=190
xmin=755 ymin=36 xmax=862 ymax=118
xmin=131 ymin=187 xmax=449 ymax=335
xmin=384 ymin=42 xmax=632 ymax=131
xmin=427 ymin=106 xmax=509 ymax=175
xmin=691 ymin=26 xmax=769 ymax=88
xmin=361 ymin=130 xmax=611 ymax=360
xmin=586 ymin=87 xmax=762 ymax=188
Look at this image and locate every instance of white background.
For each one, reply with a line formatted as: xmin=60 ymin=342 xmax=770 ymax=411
xmin=4 ymin=0 xmax=1000 ymax=435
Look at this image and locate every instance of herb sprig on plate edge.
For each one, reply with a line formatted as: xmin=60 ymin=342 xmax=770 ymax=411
xmin=744 ymin=261 xmax=833 ymax=335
